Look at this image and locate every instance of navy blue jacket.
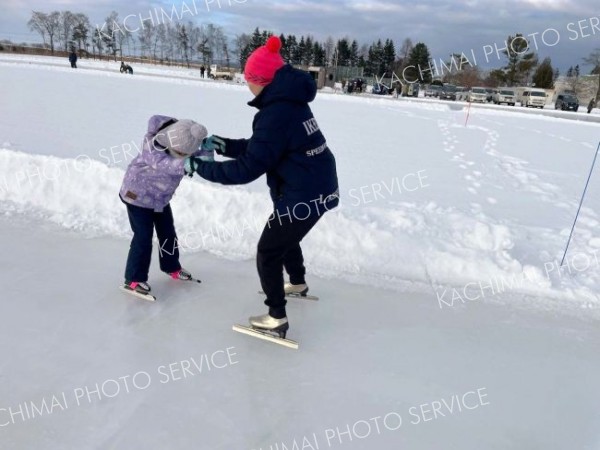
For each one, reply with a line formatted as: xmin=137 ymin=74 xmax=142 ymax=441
xmin=195 ymin=65 xmax=339 ymax=216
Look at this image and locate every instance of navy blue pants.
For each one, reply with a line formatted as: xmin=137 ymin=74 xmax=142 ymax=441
xmin=124 ymin=201 xmax=181 ymax=282
xmin=257 ymin=211 xmax=321 ymax=319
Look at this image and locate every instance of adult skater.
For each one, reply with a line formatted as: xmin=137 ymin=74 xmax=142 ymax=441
xmin=184 ymin=36 xmax=339 ymax=338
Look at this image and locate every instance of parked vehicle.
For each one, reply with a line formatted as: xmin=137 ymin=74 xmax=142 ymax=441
xmin=493 ymin=89 xmax=516 ymax=106
xmin=467 ymin=87 xmax=488 ymax=103
xmin=439 ymin=84 xmax=457 ymax=100
xmin=455 ymin=86 xmax=468 ymax=101
xmin=345 ymin=77 xmax=365 ymax=94
xmin=424 ymin=85 xmax=442 ymax=97
xmin=400 ymin=83 xmax=419 ymax=97
xmin=555 ymin=93 xmax=579 ymax=112
xmin=520 ymin=88 xmax=546 ymax=108
xmin=372 ymin=83 xmax=390 ymax=95
xmin=209 ymin=64 xmax=234 ymax=80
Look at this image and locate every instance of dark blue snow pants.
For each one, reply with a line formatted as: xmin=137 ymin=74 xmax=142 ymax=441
xmin=123 ymin=201 xmax=181 ymax=282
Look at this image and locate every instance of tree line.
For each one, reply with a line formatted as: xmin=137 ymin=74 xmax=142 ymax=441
xmin=26 ymin=10 xmax=600 ymax=97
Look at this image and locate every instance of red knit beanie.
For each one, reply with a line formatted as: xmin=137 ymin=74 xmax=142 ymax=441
xmin=244 ymin=36 xmax=285 ymax=86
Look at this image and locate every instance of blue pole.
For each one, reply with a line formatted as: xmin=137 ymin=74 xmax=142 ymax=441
xmin=561 ymin=141 xmax=600 ymax=266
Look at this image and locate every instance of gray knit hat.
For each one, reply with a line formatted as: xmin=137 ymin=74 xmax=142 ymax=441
xmin=154 ymin=119 xmax=207 ymax=155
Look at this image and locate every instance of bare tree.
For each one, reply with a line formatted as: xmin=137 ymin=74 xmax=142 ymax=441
xmin=92 ymin=28 xmax=104 ymax=57
xmin=139 ymin=23 xmax=155 ymax=58
xmin=233 ymin=33 xmax=251 ymax=68
xmin=177 ymin=24 xmax=190 ymax=67
xmin=324 ymin=36 xmax=335 ymax=66
xmin=28 ymin=11 xmax=48 ymax=48
xmin=72 ymin=13 xmax=91 ymax=53
xmin=28 ymin=11 xmax=60 ymax=53
xmin=583 ymin=49 xmax=600 ymax=101
xmin=399 ymin=38 xmax=413 ymax=61
xmin=59 ymin=11 xmax=77 ymax=51
xmin=154 ymin=24 xmax=166 ymax=60
xmin=187 ymin=22 xmax=201 ymax=62
xmin=100 ymin=11 xmax=120 ymax=61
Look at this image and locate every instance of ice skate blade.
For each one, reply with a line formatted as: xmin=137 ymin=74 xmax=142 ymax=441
xmin=119 ymin=286 xmax=156 ymax=302
xmin=257 ymin=291 xmax=319 ymax=301
xmin=232 ymin=324 xmax=299 ymax=350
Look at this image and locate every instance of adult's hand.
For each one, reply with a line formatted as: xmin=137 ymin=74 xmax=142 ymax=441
xmin=202 ymin=135 xmax=227 ymax=155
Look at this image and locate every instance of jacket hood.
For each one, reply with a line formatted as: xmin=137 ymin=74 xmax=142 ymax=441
xmin=147 ymin=115 xmax=177 ymax=135
xmin=249 ymin=65 xmax=317 ymax=108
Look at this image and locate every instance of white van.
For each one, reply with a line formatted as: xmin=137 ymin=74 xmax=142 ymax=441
xmin=520 ymin=88 xmax=546 ymax=108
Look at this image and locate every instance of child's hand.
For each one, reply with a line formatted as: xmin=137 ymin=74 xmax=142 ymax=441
xmin=202 ymin=135 xmax=226 ymax=155
xmin=184 ymin=156 xmax=198 ymax=177
xmin=184 ymin=153 xmax=214 ymax=177
xmin=198 ymin=148 xmax=215 ymax=162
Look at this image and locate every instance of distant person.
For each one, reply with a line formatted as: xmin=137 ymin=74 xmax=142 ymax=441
xmin=200 ymin=65 xmax=205 ymax=78
xmin=588 ymin=98 xmax=597 ymax=114
xmin=183 ymin=36 xmax=339 ymax=338
xmin=68 ymin=51 xmax=77 ymax=69
xmin=206 ymin=66 xmax=211 ymax=78
xmin=120 ymin=61 xmax=133 ymax=74
xmin=119 ymin=116 xmax=210 ymax=299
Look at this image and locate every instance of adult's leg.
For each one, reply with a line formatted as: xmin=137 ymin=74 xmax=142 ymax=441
xmin=154 ymin=204 xmax=181 ymax=274
xmin=257 ymin=213 xmax=321 ymax=318
xmin=283 ymin=243 xmax=306 ymax=285
xmin=124 ymin=203 xmax=155 ymax=282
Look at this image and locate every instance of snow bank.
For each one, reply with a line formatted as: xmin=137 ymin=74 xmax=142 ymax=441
xmin=1 ymin=148 xmax=597 ymax=304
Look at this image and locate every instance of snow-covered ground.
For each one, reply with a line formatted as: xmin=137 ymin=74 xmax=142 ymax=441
xmin=1 ymin=54 xmax=600 ymax=449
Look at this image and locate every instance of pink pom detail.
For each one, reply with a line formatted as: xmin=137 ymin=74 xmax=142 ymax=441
xmin=266 ymin=36 xmax=282 ymax=53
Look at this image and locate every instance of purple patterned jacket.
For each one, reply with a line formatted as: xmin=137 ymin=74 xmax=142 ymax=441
xmin=119 ymin=115 xmax=198 ymax=212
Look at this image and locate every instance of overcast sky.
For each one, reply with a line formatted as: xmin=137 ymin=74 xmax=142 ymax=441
xmin=2 ymin=0 xmax=599 ymax=72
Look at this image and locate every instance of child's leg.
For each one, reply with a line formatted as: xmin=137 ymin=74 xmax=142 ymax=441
xmin=153 ymin=204 xmax=181 ymax=274
xmin=124 ymin=203 xmax=155 ymax=282
xmin=283 ymin=244 xmax=306 ymax=285
xmin=257 ymin=213 xmax=321 ymax=318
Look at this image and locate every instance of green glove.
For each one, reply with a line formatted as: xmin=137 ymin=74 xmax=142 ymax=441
xmin=202 ymin=135 xmax=227 ymax=155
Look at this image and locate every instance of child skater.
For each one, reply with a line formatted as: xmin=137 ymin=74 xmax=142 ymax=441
xmin=184 ymin=36 xmax=339 ymax=337
xmin=120 ymin=115 xmax=210 ymax=297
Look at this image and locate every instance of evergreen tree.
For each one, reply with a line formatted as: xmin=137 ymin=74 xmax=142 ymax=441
xmin=532 ymin=57 xmax=554 ymax=88
xmin=313 ymin=41 xmax=326 ymax=66
xmin=566 ymin=66 xmax=574 ymax=78
xmin=298 ymin=36 xmax=306 ymax=65
xmin=382 ymin=39 xmax=396 ymax=75
xmin=350 ymin=40 xmax=359 ymax=67
xmin=290 ymin=35 xmax=301 ymax=65
xmin=304 ymin=36 xmax=314 ymax=65
xmin=405 ymin=42 xmax=432 ymax=83
xmin=279 ymin=34 xmax=288 ymax=61
xmin=336 ymin=38 xmax=351 ymax=66
xmin=502 ymin=34 xmax=537 ymax=85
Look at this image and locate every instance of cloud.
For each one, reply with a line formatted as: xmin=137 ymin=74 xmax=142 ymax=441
xmin=2 ymin=0 xmax=598 ymax=71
